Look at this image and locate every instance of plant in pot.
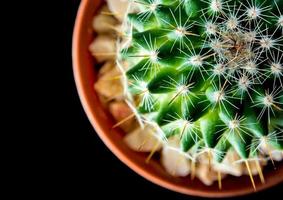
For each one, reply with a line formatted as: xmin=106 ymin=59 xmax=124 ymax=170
xmin=73 ymin=0 xmax=283 ymax=197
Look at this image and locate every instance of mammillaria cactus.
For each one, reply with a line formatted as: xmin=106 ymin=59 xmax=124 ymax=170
xmin=117 ymin=0 xmax=283 ymax=188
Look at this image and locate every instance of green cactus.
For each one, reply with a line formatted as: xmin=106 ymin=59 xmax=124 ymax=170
xmin=118 ymin=0 xmax=283 ymax=174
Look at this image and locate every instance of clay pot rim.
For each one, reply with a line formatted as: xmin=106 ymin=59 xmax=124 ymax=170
xmin=72 ymin=0 xmax=282 ymax=197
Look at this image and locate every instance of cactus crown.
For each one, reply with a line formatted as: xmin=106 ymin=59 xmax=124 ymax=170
xmin=118 ymin=0 xmax=283 ymax=165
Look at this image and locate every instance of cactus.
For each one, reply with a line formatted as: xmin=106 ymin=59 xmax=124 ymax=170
xmin=117 ymin=0 xmax=283 ymax=185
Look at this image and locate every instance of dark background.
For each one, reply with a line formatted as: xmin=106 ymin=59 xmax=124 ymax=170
xmin=63 ymin=0 xmax=282 ymax=199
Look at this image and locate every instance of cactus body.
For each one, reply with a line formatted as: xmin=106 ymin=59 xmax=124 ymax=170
xmin=118 ymin=0 xmax=283 ymax=165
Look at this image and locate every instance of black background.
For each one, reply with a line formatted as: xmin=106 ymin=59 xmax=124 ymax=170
xmin=63 ymin=0 xmax=283 ymax=199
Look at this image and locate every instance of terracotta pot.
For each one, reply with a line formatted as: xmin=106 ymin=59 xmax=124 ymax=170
xmin=72 ymin=0 xmax=283 ymax=197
